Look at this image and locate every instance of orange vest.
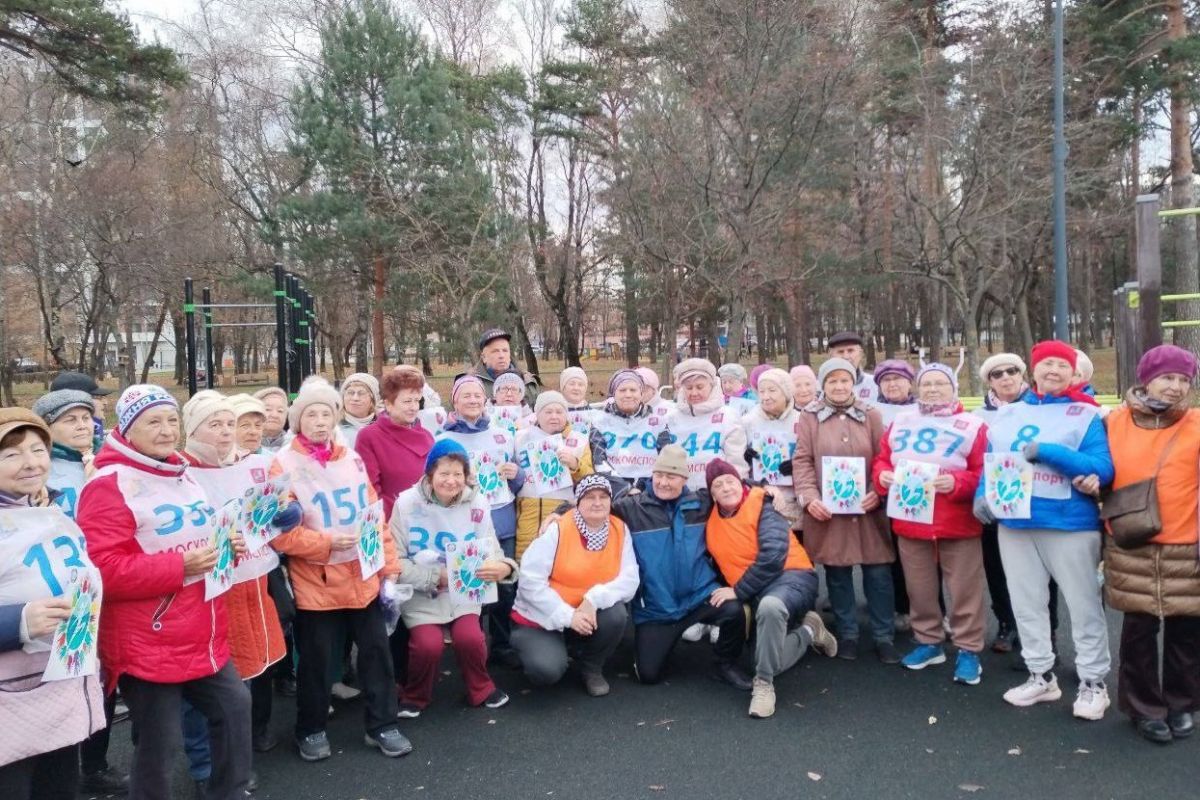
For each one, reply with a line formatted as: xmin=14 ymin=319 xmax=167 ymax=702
xmin=1106 ymin=407 xmax=1200 ymax=546
xmin=706 ymin=488 xmax=812 ymax=586
xmin=548 ymin=514 xmax=626 ymax=607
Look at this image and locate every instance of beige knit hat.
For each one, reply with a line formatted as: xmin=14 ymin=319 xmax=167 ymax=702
xmin=673 ymin=357 xmax=717 ymax=385
xmin=341 ymin=372 xmax=380 ymax=403
xmin=653 ymin=444 xmax=690 ymax=478
xmin=182 ymin=390 xmax=235 ymax=437
xmin=227 ymin=394 xmax=267 ymax=421
xmin=288 ymin=378 xmax=341 ymax=430
xmin=253 ymin=386 xmax=288 ymax=404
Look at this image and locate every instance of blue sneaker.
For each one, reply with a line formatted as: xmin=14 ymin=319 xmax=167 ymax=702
xmin=954 ymin=650 xmax=982 ymax=685
xmin=901 ymin=643 xmax=946 ymax=670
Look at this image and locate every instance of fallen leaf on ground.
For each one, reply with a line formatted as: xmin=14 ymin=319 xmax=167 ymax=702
xmin=807 ymin=772 xmax=822 ymax=782
xmin=928 ymin=715 xmax=938 ymax=725
xmin=925 ymin=749 xmax=934 ymax=754
xmin=654 ymin=719 xmax=675 ymax=726
xmin=487 ymin=719 xmax=496 ymax=725
xmin=649 ymin=785 xmax=665 ymax=792
xmin=1073 ymin=749 xmax=1090 ymax=755
xmin=1007 ymin=747 xmax=1021 ymax=756
xmin=958 ymin=784 xmax=984 ymax=793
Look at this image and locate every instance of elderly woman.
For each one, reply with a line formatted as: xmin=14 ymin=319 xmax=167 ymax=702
xmin=511 ymin=475 xmax=637 ymax=696
xmin=356 ymin=366 xmax=434 ymax=520
xmin=78 ymin=385 xmax=253 ymax=799
xmin=268 ymin=380 xmax=409 ymax=762
xmin=872 ymin=360 xmax=917 ymax=429
xmin=559 ymin=367 xmax=596 ymax=437
xmin=975 ymin=340 xmax=1114 ymax=721
xmin=705 ymin=459 xmax=835 ymax=719
xmin=514 ymin=391 xmax=594 ymax=560
xmin=718 ymin=363 xmax=757 ymax=415
xmin=227 ymin=394 xmax=267 ymax=457
xmin=253 ymin=387 xmax=290 ymax=453
xmin=391 ymin=439 xmax=517 ymax=716
xmin=793 ymin=358 xmax=897 ymax=663
xmin=666 ymin=358 xmax=749 ymax=491
xmin=591 ymin=369 xmax=668 ymax=490
xmin=439 ymin=375 xmax=525 ymax=665
xmin=1103 ymin=345 xmax=1200 ymax=743
xmin=0 ymin=409 xmax=105 ymax=800
xmin=790 ymin=366 xmax=818 ymax=409
xmin=338 ymin=373 xmax=380 ymax=450
xmin=636 ymin=366 xmax=672 ymax=416
xmin=488 ymin=371 xmax=532 ymax=434
xmin=873 ymin=364 xmax=988 ymax=685
xmin=741 ymin=368 xmax=803 ymax=527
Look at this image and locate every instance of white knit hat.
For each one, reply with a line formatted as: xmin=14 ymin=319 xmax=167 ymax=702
xmin=341 ymin=372 xmax=380 ymax=403
xmin=1074 ymin=350 xmax=1094 ymax=383
xmin=534 ymin=390 xmax=568 ymax=414
xmin=182 ymin=390 xmax=235 ymax=437
xmin=288 ymin=378 xmax=342 ymax=430
xmin=978 ymin=353 xmax=1027 ymax=385
xmin=227 ymin=394 xmax=267 ymax=421
xmin=559 ymin=366 xmax=588 ymax=390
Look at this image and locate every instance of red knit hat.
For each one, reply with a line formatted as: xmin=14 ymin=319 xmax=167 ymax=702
xmin=1030 ymin=340 xmax=1077 ymax=371
xmin=705 ymin=458 xmax=741 ymax=493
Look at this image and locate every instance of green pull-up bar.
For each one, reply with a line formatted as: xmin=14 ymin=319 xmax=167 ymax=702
xmin=1158 ymin=207 xmax=1200 ymax=218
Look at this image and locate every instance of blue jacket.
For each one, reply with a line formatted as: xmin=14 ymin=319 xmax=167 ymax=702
xmin=0 ymin=604 xmax=23 ymax=652
xmin=978 ymin=389 xmax=1114 ymax=532
xmin=440 ymin=414 xmax=526 ymax=541
xmin=612 ymin=484 xmax=718 ymax=624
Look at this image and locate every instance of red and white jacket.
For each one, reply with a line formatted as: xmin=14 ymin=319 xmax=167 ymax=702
xmin=78 ymin=433 xmax=229 ymax=690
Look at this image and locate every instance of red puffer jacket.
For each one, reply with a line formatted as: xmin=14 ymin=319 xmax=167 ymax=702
xmin=78 ymin=434 xmax=229 ymax=692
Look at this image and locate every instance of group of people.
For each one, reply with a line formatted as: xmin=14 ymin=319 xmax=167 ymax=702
xmin=2 ymin=326 xmax=1198 ymax=800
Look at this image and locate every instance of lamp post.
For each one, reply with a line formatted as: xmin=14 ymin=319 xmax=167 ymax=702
xmin=1052 ymin=0 xmax=1069 ymax=340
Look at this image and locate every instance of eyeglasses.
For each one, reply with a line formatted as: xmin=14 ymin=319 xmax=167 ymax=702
xmin=988 ymin=367 xmax=1021 ymax=380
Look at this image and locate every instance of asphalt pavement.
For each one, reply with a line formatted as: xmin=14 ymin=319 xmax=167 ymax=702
xmin=102 ymin=589 xmax=1199 ymax=800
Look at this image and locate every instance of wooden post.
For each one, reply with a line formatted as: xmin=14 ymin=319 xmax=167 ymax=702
xmin=1113 ymin=282 xmax=1141 ymax=394
xmin=1136 ymin=194 xmax=1162 ymax=352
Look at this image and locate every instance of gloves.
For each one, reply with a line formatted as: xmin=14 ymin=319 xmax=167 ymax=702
xmin=972 ymin=494 xmax=996 ymax=525
xmin=1022 ymin=442 xmax=1039 ymax=463
xmin=779 ymin=459 xmax=793 ymax=476
xmin=656 ymin=430 xmax=674 ymax=451
xmin=744 ymin=446 xmax=759 ymax=465
xmin=271 ymin=501 xmax=304 ymax=532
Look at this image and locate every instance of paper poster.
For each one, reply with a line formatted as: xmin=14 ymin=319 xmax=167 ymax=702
xmin=821 ymin=456 xmax=865 ymax=515
xmin=490 ymin=405 xmax=525 ymax=435
xmin=445 ymin=539 xmax=498 ymax=607
xmin=205 ymin=501 xmax=239 ymax=600
xmin=985 ymin=453 xmax=1033 ymax=519
xmin=42 ymin=572 xmax=101 ymax=682
xmin=887 ymin=459 xmax=939 ymax=524
xmin=526 ymin=435 xmax=573 ymax=495
xmin=357 ymin=500 xmax=386 ymax=580
xmin=751 ymin=432 xmax=794 ymax=486
xmin=239 ymin=474 xmax=292 ymax=551
xmin=471 ymin=450 xmax=514 ymax=506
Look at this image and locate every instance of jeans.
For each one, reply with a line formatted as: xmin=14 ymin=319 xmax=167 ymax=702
xmin=753 ymin=572 xmax=819 ymax=680
xmin=633 ymin=599 xmax=746 ymax=684
xmin=824 ymin=563 xmax=895 ymax=643
xmin=181 ymin=700 xmax=210 ymax=781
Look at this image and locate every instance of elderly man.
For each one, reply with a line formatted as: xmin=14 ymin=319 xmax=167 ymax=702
xmin=825 ymin=331 xmax=878 ymax=406
xmin=610 ymin=445 xmax=751 ymax=690
xmin=470 ymin=327 xmax=539 ymax=407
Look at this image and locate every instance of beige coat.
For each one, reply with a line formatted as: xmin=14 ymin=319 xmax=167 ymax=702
xmin=792 ymin=403 xmax=894 ymax=567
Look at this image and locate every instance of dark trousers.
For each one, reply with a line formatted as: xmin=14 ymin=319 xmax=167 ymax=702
xmin=511 ymin=604 xmax=629 ymax=685
xmin=79 ymin=689 xmax=117 ymax=775
xmin=634 ymin=599 xmax=745 ymax=684
xmin=249 ymin=669 xmax=273 ymax=738
xmin=1118 ymin=612 xmax=1200 ymax=720
xmin=294 ymin=604 xmax=397 ymax=738
xmin=0 ymin=744 xmax=78 ymax=800
xmin=119 ymin=661 xmax=251 ymax=800
xmin=389 ymin=621 xmax=410 ymax=686
xmin=485 ymin=538 xmax=517 ymax=656
xmin=982 ymin=523 xmax=1059 ymax=632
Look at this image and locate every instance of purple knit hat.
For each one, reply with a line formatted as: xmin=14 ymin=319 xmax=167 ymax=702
xmin=916 ymin=362 xmax=958 ymax=392
xmin=1137 ymin=345 xmax=1198 ymax=386
xmin=874 ymin=359 xmax=915 ymax=384
xmin=607 ymin=369 xmax=644 ymax=397
xmin=749 ymin=364 xmax=771 ymax=390
xmin=451 ymin=374 xmax=485 ymax=405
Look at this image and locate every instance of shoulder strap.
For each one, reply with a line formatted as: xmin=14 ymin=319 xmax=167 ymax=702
xmin=1152 ymin=422 xmax=1188 ymax=476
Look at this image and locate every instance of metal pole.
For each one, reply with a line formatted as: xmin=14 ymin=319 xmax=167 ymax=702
xmin=304 ymin=291 xmax=317 ymax=376
xmin=273 ymin=264 xmax=288 ymax=394
xmin=202 ymin=287 xmax=215 ymax=390
xmin=184 ymin=278 xmax=197 ymax=397
xmin=286 ymin=274 xmax=301 ymax=395
xmin=297 ymin=285 xmax=310 ymax=382
xmin=1052 ymin=0 xmax=1069 ymax=341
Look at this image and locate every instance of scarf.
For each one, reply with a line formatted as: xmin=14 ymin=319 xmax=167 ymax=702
xmin=809 ymin=396 xmax=866 ymax=423
xmin=342 ymin=412 xmax=375 ymax=430
xmin=572 ymin=508 xmax=610 ymax=551
xmin=185 ymin=439 xmax=239 ymax=467
xmin=983 ymin=382 xmax=1029 ymax=411
xmin=0 ymin=487 xmax=50 ymax=509
xmin=1031 ymin=383 xmax=1099 ymax=407
xmin=296 ymin=432 xmax=334 ymax=467
xmin=1125 ymin=387 xmax=1190 ymax=429
xmin=917 ymin=400 xmax=959 ymax=417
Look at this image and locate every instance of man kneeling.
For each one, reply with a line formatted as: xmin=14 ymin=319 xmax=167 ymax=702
xmin=705 ymin=459 xmax=837 ymax=718
xmin=511 ymin=475 xmax=639 ymax=696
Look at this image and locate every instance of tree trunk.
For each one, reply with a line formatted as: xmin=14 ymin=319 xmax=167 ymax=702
xmin=623 ymin=255 xmax=639 ymax=367
xmin=372 ymin=253 xmax=386 ymax=375
xmin=140 ymin=302 xmax=169 ymax=383
xmin=1167 ymin=0 xmax=1199 ymax=350
xmin=782 ymin=282 xmax=803 ymax=367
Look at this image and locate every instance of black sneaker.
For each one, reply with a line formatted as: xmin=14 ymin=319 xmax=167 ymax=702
xmin=710 ymin=661 xmax=754 ymax=691
xmin=482 ymin=689 xmax=510 ymax=709
xmin=991 ymin=623 xmax=1017 ymax=654
xmin=875 ymin=640 xmax=901 ymax=664
xmin=79 ymin=766 xmax=130 ymax=795
xmin=836 ymin=638 xmax=858 ymax=661
xmin=252 ymin=729 xmax=279 ymax=753
xmin=364 ymin=727 xmax=413 ymax=758
xmin=397 ymin=703 xmax=422 ymax=719
xmin=296 ymin=731 xmax=332 ymax=762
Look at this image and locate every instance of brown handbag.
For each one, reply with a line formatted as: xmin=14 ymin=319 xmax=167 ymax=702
xmin=1100 ymin=425 xmax=1185 ymax=549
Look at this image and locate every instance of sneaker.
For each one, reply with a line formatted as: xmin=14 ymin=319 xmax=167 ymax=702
xmin=1003 ymin=673 xmax=1062 ymax=707
xmin=1168 ymin=710 xmax=1195 ymax=739
xmin=296 ymin=731 xmax=332 ymax=762
xmin=803 ymin=611 xmax=838 ymax=657
xmin=901 ymin=643 xmax=946 ymax=670
xmin=247 ymin=770 xmax=259 ymax=793
xmin=708 ymin=625 xmax=720 ymax=644
xmin=252 ymin=729 xmax=279 ymax=753
xmin=331 ymin=681 xmax=361 ymax=701
xmin=79 ymin=766 xmax=130 ymax=795
xmin=364 ymin=727 xmax=413 ymax=758
xmin=1073 ymin=680 xmax=1110 ymax=721
xmin=582 ymin=671 xmax=610 ymax=697
xmin=875 ymin=640 xmax=901 ymax=665
xmin=482 ymin=688 xmax=509 ymax=709
xmin=748 ymin=677 xmax=776 ymax=719
xmin=953 ymin=650 xmax=982 ymax=685
xmin=710 ymin=660 xmax=754 ymax=691
xmin=836 ymin=638 xmax=858 ymax=661
xmin=681 ymin=623 xmax=707 ymax=642
xmin=893 ymin=613 xmax=912 ymax=633
xmin=397 ymin=704 xmax=422 ymax=719
xmin=991 ymin=623 xmax=1017 ymax=654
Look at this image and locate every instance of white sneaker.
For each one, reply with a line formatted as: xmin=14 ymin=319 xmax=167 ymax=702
xmin=681 ymin=623 xmax=707 ymax=643
xmin=708 ymin=624 xmax=720 ymax=645
xmin=748 ymin=677 xmax=776 ymax=718
xmin=1073 ymin=680 xmax=1110 ymax=721
xmin=1003 ymin=673 xmax=1062 ymax=707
